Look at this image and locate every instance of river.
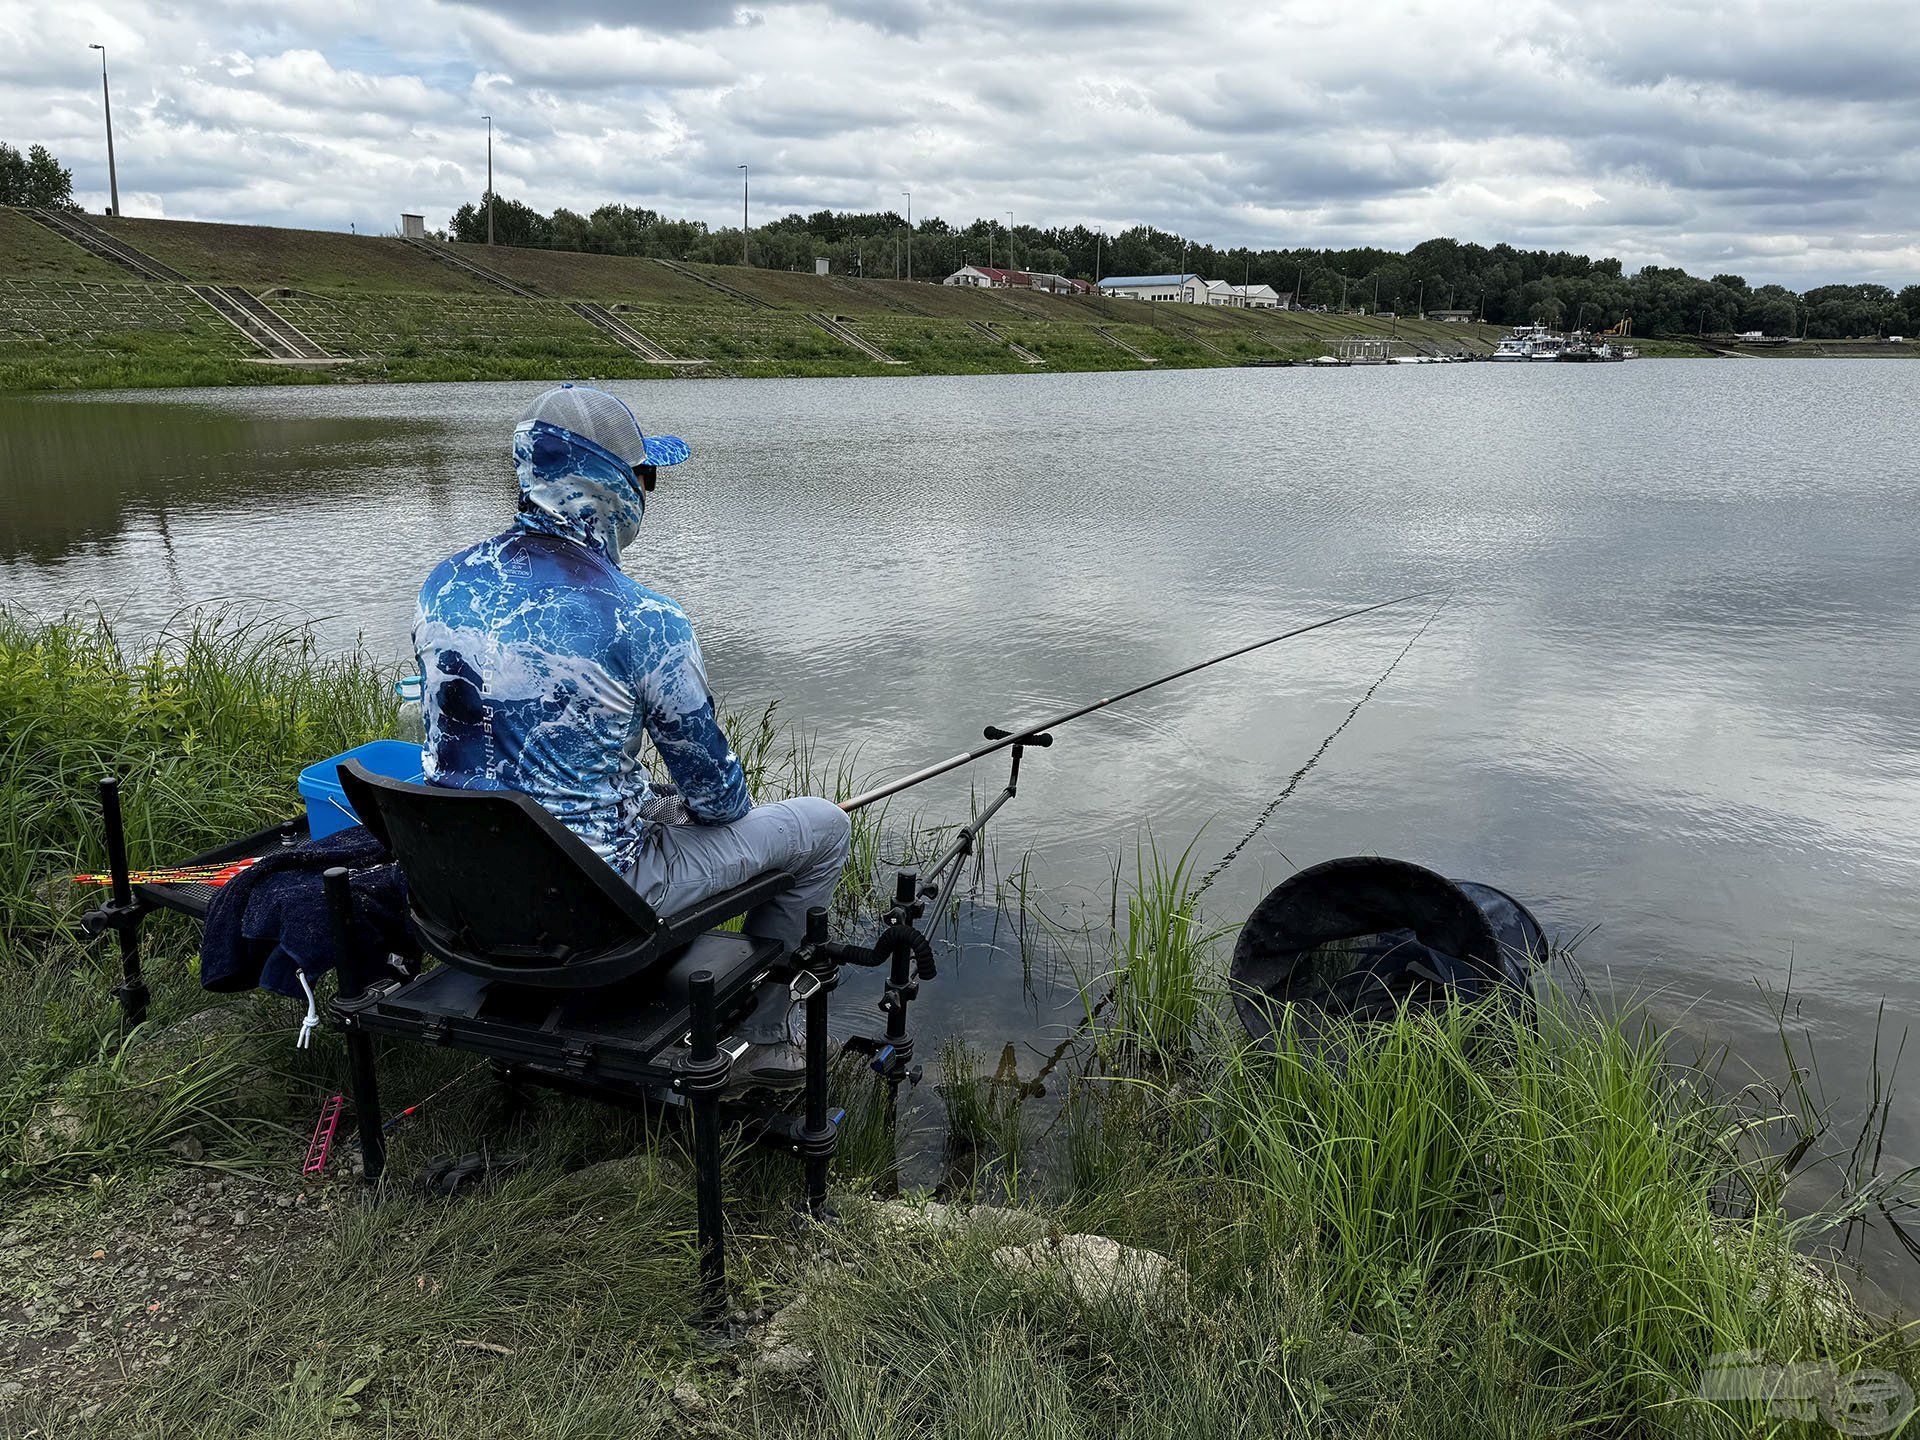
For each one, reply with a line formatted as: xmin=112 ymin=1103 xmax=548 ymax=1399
xmin=3 ymin=362 xmax=1917 ymax=1294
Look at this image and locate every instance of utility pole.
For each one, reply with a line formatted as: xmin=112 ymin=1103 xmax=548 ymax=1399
xmin=902 ymin=188 xmax=911 ymax=281
xmin=738 ymin=165 xmax=749 ymax=266
xmin=482 ymin=115 xmax=494 ymax=244
xmin=88 ymin=44 xmax=119 ymax=216
xmin=1094 ymin=225 xmax=1103 ymax=284
xmin=1005 ymin=210 xmax=1015 ymax=270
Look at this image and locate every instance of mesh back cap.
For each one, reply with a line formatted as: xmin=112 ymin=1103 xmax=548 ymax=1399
xmin=517 ymin=384 xmax=690 ymax=467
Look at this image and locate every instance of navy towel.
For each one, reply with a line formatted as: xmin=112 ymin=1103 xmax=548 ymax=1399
xmin=200 ymin=825 xmax=416 ymax=998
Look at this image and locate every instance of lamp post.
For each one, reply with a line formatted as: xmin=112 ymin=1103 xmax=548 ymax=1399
xmin=482 ymin=115 xmax=494 ymax=245
xmin=88 ymin=44 xmax=119 ymax=216
xmin=1094 ymin=225 xmax=1103 ymax=286
xmin=902 ymin=188 xmax=911 ymax=281
xmin=738 ymin=165 xmax=749 ymax=266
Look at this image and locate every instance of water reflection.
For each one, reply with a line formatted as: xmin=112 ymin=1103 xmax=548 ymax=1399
xmin=0 ymin=394 xmax=449 ymax=566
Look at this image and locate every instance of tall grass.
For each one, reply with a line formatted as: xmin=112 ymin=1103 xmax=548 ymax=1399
xmin=0 ymin=608 xmax=397 ymax=951
xmin=1096 ymin=830 xmax=1222 ymax=1059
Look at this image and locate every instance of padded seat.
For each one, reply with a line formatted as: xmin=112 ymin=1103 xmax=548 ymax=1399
xmin=337 ymin=759 xmax=794 ymax=992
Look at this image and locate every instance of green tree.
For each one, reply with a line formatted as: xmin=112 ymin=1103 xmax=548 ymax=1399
xmin=0 ymin=142 xmax=78 ymax=209
xmin=448 ymin=193 xmax=550 ymax=247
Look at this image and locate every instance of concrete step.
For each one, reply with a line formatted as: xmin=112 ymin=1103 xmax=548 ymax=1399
xmin=1095 ymin=326 xmax=1159 ymax=363
xmin=23 ymin=208 xmax=187 ymax=283
xmin=971 ymin=321 xmax=1045 ymax=364
xmin=807 ymin=313 xmax=904 ymax=365
xmin=654 ymin=258 xmax=773 ymax=310
xmin=400 ymin=237 xmax=542 ymax=299
xmin=189 ymin=284 xmax=342 ymax=363
xmin=569 ymin=301 xmax=705 ymax=365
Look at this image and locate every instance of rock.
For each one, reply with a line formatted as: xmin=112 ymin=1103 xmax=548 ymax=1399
xmin=167 ymin=1135 xmax=205 ymax=1161
xmin=870 ymin=1198 xmax=1043 ymax=1241
xmin=670 ymin=1381 xmax=708 ymax=1413
xmin=990 ymin=1234 xmax=1184 ymax=1311
xmin=1748 ymin=1253 xmax=1863 ymax=1334
xmin=746 ymin=1296 xmax=815 ymax=1376
xmin=21 ymin=1097 xmax=90 ymax=1162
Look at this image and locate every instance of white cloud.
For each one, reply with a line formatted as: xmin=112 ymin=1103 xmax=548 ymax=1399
xmin=3 ymin=0 xmax=1915 ymax=286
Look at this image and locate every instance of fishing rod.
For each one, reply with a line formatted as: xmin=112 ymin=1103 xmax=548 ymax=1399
xmin=838 ymin=591 xmax=1432 ymax=815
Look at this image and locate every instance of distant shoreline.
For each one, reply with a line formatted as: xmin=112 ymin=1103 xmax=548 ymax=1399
xmin=4 ymin=209 xmax=1913 ymax=393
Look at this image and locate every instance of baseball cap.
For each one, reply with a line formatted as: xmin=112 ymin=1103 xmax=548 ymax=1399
xmin=517 ymin=384 xmax=691 ymax=468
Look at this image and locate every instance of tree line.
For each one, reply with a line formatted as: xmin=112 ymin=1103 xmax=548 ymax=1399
xmin=447 ymin=193 xmax=1920 ymax=339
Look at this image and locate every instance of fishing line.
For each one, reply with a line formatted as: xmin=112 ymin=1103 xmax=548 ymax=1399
xmin=840 ymin=591 xmax=1433 ymax=813
xmin=1011 ymin=596 xmax=1449 ymax=1103
xmin=1193 ymin=595 xmax=1448 ymax=899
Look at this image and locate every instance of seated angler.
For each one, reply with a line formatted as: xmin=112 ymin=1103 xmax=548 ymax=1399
xmin=412 ymin=384 xmax=851 ymax=1084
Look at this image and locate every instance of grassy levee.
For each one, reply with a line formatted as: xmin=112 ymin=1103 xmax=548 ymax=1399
xmin=0 ymin=208 xmax=127 ymax=281
xmin=1 ymin=210 xmax=1504 ymax=391
xmin=0 ymin=607 xmax=1914 ymax=1436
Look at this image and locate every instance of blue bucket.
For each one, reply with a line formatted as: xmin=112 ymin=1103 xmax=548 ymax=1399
xmin=298 ymin=739 xmax=426 ymax=839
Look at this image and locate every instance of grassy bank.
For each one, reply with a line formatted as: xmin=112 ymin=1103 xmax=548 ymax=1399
xmin=1 ymin=207 xmax=1510 ymax=392
xmin=0 ymin=610 xmax=1914 ymax=1437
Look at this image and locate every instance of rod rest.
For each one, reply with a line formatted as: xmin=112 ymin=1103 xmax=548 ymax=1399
xmin=816 ymin=923 xmax=936 ymax=980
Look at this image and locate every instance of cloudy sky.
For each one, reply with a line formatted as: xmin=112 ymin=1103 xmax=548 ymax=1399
xmin=4 ymin=0 xmax=1916 ymax=286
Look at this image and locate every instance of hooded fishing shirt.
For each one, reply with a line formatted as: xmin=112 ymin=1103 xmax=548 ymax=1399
xmin=412 ymin=419 xmax=750 ymax=872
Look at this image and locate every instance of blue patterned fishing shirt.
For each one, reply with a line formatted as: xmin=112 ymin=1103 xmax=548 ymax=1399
xmin=412 ymin=419 xmax=750 ymax=871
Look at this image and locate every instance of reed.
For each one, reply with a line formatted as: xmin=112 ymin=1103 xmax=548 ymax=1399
xmin=1102 ymin=830 xmax=1223 ymax=1058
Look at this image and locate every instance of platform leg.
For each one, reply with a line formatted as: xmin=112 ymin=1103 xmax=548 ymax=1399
xmin=324 ymin=866 xmax=384 ymax=1184
xmin=686 ymin=971 xmax=727 ymax=1322
xmin=799 ymin=907 xmax=837 ymax=1219
xmin=344 ymin=1026 xmax=386 ymax=1183
xmin=98 ymin=777 xmax=149 ymax=1026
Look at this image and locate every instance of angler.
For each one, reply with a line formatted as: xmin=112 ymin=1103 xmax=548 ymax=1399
xmin=413 ymin=384 xmax=851 ymax=1087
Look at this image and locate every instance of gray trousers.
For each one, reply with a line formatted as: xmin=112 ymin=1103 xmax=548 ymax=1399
xmin=628 ymin=796 xmax=852 ymax=1044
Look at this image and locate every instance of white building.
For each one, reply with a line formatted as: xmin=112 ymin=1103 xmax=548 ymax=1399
xmin=945 ymin=265 xmax=1014 ymax=288
xmin=1229 ymin=283 xmax=1282 ymax=308
xmin=1099 ymin=273 xmax=1208 ymax=303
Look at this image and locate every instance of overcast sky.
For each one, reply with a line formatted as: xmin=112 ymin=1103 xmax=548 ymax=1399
xmin=4 ymin=0 xmax=1916 ymax=287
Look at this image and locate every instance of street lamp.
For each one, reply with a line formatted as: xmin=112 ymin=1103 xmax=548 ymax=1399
xmin=482 ymin=114 xmax=494 ymax=245
xmin=1094 ymin=224 xmax=1103 ymax=285
xmin=738 ymin=165 xmax=749 ymax=266
xmin=88 ymin=44 xmax=119 ymax=216
xmin=902 ymin=188 xmax=911 ymax=282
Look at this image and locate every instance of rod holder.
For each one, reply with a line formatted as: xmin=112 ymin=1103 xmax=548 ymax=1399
xmin=682 ymin=971 xmax=729 ymax=1321
xmin=796 ymin=907 xmax=839 ymax=1217
xmin=93 ymin=776 xmax=149 ymax=1026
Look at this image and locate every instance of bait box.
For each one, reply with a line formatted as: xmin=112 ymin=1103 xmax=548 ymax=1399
xmin=299 ymin=740 xmax=426 ymax=839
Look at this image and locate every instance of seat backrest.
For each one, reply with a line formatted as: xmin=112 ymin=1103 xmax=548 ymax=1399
xmin=338 ymin=758 xmax=666 ymax=989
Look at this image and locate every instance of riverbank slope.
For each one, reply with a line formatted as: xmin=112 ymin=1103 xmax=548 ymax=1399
xmin=3 ymin=208 xmax=1514 ymax=390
